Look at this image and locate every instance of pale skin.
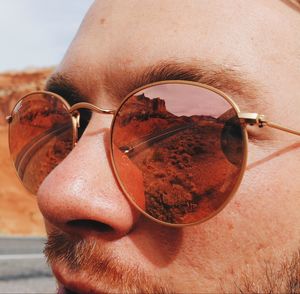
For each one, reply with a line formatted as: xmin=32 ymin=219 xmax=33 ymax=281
xmin=37 ymin=1 xmax=300 ymax=293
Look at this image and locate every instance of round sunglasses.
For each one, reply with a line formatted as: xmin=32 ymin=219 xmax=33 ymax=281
xmin=6 ymin=81 xmax=300 ymax=227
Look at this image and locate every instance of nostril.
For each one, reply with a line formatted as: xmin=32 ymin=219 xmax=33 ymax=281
xmin=68 ymin=219 xmax=114 ymax=233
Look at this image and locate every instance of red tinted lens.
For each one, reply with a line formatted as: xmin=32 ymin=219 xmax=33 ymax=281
xmin=112 ymin=83 xmax=246 ymax=225
xmin=9 ymin=92 xmax=74 ymax=194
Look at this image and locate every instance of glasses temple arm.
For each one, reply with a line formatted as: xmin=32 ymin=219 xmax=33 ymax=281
xmin=263 ymin=121 xmax=300 ymax=136
xmin=238 ymin=112 xmax=300 ymax=136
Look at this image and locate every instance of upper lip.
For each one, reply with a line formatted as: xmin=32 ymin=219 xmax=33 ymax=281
xmin=58 ymin=283 xmax=79 ymax=294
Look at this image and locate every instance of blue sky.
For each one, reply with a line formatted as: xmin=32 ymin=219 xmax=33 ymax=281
xmin=0 ymin=0 xmax=94 ymax=71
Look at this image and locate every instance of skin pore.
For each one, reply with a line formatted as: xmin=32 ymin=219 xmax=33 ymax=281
xmin=37 ymin=1 xmax=300 ymax=293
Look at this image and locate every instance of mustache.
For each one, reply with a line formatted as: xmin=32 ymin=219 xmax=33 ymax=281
xmin=44 ymin=230 xmax=171 ymax=294
xmin=44 ymin=230 xmax=99 ymax=271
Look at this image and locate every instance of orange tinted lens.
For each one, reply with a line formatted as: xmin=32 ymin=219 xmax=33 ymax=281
xmin=9 ymin=92 xmax=74 ymax=194
xmin=112 ymin=83 xmax=245 ymax=225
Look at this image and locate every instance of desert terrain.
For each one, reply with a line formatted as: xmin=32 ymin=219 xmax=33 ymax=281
xmin=0 ymin=68 xmax=53 ymax=235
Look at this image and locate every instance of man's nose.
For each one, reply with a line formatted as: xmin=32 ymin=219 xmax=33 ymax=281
xmin=37 ymin=114 xmax=140 ymax=237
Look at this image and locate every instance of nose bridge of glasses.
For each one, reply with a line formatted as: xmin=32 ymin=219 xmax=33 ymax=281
xmin=69 ymin=102 xmax=116 ymax=115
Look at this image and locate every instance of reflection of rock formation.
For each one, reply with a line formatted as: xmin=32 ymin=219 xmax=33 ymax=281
xmin=119 ymin=93 xmax=171 ymax=126
xmin=137 ymin=93 xmax=166 ymax=112
xmin=114 ymin=93 xmax=243 ymax=224
xmin=0 ymin=68 xmax=53 ymax=125
xmin=119 ymin=94 xmax=222 ymax=129
xmin=217 ymin=108 xmax=237 ymax=123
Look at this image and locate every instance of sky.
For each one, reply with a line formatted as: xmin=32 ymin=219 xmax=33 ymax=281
xmin=0 ymin=0 xmax=94 ymax=72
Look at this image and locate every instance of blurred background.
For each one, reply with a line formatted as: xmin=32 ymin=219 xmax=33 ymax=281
xmin=0 ymin=1 xmax=93 ymax=292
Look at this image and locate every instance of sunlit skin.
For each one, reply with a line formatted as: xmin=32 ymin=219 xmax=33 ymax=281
xmin=36 ymin=1 xmax=300 ymax=293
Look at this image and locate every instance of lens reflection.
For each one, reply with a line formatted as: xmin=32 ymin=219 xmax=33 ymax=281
xmin=112 ymin=83 xmax=245 ymax=225
xmin=9 ymin=93 xmax=74 ymax=194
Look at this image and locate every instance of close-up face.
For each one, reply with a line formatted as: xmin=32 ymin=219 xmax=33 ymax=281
xmin=9 ymin=0 xmax=300 ymax=293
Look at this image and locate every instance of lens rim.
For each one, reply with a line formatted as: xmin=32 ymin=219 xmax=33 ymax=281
xmin=110 ymin=80 xmax=248 ymax=227
xmin=8 ymin=90 xmax=78 ymax=195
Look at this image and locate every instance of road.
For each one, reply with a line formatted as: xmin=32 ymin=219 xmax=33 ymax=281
xmin=121 ymin=123 xmax=193 ymax=156
xmin=0 ymin=236 xmax=56 ymax=294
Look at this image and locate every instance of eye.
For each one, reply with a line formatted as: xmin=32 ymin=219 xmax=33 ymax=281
xmin=77 ymin=109 xmax=92 ymax=139
xmin=220 ymin=116 xmax=244 ymax=166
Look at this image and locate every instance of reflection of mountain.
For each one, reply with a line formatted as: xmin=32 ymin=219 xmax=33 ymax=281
xmin=119 ymin=93 xmax=224 ymax=127
xmin=114 ymin=93 xmax=243 ymax=225
xmin=136 ymin=93 xmax=167 ymax=112
xmin=217 ymin=108 xmax=236 ymax=122
xmin=119 ymin=93 xmax=171 ymax=126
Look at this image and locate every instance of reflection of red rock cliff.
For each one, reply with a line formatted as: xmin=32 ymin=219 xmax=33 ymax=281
xmin=217 ymin=108 xmax=236 ymax=123
xmin=118 ymin=93 xmax=173 ymax=127
xmin=137 ymin=93 xmax=167 ymax=112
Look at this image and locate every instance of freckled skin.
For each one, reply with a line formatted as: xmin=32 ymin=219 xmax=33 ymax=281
xmin=37 ymin=1 xmax=300 ymax=292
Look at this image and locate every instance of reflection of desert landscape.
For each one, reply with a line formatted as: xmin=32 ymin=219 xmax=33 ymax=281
xmin=10 ymin=93 xmax=74 ymax=194
xmin=113 ymin=92 xmax=244 ymax=224
xmin=0 ymin=68 xmax=53 ymax=235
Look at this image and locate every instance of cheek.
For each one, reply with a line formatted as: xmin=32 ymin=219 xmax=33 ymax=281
xmin=242 ymin=141 xmax=300 ymax=217
xmin=227 ymin=144 xmax=300 ymax=253
xmin=172 ymin=147 xmax=299 ymax=280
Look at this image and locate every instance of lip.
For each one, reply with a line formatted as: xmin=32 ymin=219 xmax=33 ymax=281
xmin=56 ymin=279 xmax=81 ymax=294
xmin=53 ymin=267 xmax=90 ymax=294
xmin=57 ymin=283 xmax=79 ymax=294
xmin=53 ymin=264 xmax=111 ymax=294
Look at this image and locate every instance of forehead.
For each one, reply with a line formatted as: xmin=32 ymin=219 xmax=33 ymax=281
xmin=58 ymin=0 xmax=300 ymax=114
xmin=63 ymin=0 xmax=298 ymax=65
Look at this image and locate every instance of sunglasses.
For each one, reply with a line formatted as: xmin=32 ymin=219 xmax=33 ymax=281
xmin=6 ymin=81 xmax=300 ymax=227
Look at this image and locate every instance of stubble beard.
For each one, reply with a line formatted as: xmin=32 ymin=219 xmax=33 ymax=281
xmin=44 ymin=229 xmax=300 ymax=294
xmin=44 ymin=229 xmax=172 ymax=294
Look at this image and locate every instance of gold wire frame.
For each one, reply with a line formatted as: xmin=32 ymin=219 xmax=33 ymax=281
xmin=6 ymin=81 xmax=300 ymax=227
xmin=110 ymin=80 xmax=248 ymax=227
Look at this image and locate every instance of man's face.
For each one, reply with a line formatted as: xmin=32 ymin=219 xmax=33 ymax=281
xmin=37 ymin=1 xmax=300 ymax=293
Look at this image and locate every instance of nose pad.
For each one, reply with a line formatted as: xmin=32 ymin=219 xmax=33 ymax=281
xmin=37 ymin=115 xmax=140 ymax=237
xmin=76 ymin=108 xmax=92 ymax=140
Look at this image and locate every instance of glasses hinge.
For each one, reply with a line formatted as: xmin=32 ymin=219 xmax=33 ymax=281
xmin=257 ymin=114 xmax=267 ymax=128
xmin=238 ymin=113 xmax=267 ymax=128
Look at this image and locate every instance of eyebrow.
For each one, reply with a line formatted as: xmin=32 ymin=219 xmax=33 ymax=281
xmin=45 ymin=74 xmax=90 ymax=105
xmin=45 ymin=59 xmax=265 ymax=112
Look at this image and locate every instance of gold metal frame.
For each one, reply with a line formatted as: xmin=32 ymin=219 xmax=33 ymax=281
xmin=6 ymin=81 xmax=300 ymax=227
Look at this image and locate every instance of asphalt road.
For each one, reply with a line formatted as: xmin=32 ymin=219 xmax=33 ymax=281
xmin=0 ymin=236 xmax=56 ymax=294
